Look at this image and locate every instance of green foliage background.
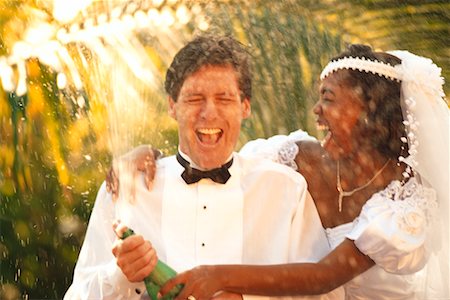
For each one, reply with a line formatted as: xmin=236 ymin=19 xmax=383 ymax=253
xmin=0 ymin=0 xmax=449 ymax=299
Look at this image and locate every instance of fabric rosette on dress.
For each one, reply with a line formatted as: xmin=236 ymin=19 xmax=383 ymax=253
xmin=346 ymin=178 xmax=438 ymax=274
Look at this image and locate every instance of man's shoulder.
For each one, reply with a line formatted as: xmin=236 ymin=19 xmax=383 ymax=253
xmin=157 ymin=154 xmax=177 ymax=166
xmin=236 ymin=152 xmax=305 ymax=184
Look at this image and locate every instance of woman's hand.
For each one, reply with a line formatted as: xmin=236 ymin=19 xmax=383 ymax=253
xmin=106 ymin=145 xmax=162 ymax=200
xmin=160 ymin=266 xmax=240 ymax=300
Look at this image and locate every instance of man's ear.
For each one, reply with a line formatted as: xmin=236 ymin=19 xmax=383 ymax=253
xmin=168 ymin=97 xmax=177 ymax=119
xmin=242 ymin=98 xmax=251 ymax=119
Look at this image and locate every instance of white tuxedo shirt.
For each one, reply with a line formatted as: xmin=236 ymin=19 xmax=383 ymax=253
xmin=65 ymin=152 xmax=343 ymax=300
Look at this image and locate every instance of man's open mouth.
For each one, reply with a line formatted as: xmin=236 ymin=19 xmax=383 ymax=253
xmin=196 ymin=128 xmax=223 ymax=145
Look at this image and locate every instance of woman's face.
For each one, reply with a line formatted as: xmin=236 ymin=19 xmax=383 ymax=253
xmin=313 ymin=70 xmax=365 ymax=160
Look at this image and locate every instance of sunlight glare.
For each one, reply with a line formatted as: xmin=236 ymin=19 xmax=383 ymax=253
xmin=53 ymin=0 xmax=93 ymax=23
xmin=176 ymin=5 xmax=191 ymax=25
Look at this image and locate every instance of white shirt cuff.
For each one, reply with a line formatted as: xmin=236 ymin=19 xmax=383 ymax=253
xmin=105 ymin=260 xmax=146 ymax=298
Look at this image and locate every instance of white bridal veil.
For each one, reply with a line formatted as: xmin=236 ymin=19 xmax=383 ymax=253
xmin=389 ymin=50 xmax=449 ymax=298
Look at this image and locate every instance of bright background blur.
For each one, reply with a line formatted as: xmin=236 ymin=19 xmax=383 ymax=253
xmin=0 ymin=0 xmax=449 ymax=299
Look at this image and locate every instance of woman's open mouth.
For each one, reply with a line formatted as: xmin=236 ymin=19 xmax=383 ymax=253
xmin=316 ymin=123 xmax=332 ymax=147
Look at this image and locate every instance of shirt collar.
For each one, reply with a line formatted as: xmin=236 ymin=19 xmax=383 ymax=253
xmin=178 ymin=147 xmax=234 ymax=171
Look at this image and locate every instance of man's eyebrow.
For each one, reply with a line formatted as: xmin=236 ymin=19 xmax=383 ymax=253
xmin=181 ymin=91 xmax=237 ymax=97
xmin=215 ymin=91 xmax=237 ymax=96
xmin=183 ymin=92 xmax=203 ymax=97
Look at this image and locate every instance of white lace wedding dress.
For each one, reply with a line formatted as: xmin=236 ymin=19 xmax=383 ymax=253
xmin=239 ymin=130 xmax=439 ymax=300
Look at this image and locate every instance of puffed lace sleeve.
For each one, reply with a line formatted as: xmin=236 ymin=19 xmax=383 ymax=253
xmin=239 ymin=130 xmax=316 ymax=169
xmin=346 ymin=178 xmax=438 ymax=274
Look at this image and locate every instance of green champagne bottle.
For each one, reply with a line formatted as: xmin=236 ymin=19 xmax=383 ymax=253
xmin=121 ymin=228 xmax=182 ymax=300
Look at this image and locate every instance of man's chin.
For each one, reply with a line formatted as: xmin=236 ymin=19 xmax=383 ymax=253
xmin=194 ymin=151 xmax=231 ymax=169
xmin=196 ymin=158 xmax=226 ymax=170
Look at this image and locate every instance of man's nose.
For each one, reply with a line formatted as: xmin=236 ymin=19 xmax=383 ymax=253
xmin=200 ymin=99 xmax=219 ymax=119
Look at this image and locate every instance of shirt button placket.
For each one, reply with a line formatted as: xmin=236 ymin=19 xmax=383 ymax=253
xmin=198 ymin=183 xmax=211 ymax=260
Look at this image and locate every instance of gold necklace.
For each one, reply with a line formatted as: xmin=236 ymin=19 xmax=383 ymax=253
xmin=336 ymin=159 xmax=391 ymax=212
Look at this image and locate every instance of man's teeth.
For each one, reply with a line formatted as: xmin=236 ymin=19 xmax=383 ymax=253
xmin=197 ymin=128 xmax=222 ymax=134
xmin=197 ymin=128 xmax=222 ymax=144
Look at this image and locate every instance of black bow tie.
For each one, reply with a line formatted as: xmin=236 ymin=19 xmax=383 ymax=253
xmin=176 ymin=152 xmax=233 ymax=184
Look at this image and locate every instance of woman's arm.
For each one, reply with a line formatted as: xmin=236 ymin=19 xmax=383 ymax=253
xmin=105 ymin=131 xmax=315 ymax=197
xmin=160 ymin=239 xmax=374 ymax=299
xmin=106 ymin=145 xmax=162 ymax=199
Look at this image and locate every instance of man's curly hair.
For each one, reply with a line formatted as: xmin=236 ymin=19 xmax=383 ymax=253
xmin=165 ymin=35 xmax=252 ymax=102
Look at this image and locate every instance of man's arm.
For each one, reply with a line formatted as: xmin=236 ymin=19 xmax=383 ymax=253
xmin=285 ymin=181 xmax=345 ymax=299
xmin=64 ymin=183 xmax=146 ymax=300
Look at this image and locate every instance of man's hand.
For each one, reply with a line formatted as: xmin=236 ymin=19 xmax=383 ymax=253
xmin=112 ymin=222 xmax=158 ymax=282
xmin=106 ymin=145 xmax=161 ymax=201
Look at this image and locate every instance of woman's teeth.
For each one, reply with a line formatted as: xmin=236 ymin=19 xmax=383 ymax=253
xmin=317 ymin=124 xmax=329 ymax=131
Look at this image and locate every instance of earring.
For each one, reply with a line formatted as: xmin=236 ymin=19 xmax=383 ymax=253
xmin=364 ymin=117 xmax=369 ymax=125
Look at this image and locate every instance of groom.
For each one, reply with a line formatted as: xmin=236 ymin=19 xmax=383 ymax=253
xmin=65 ymin=35 xmax=342 ymax=300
